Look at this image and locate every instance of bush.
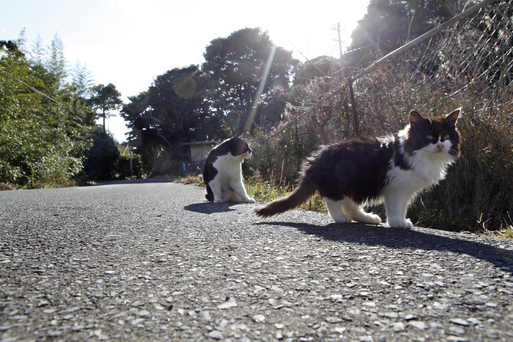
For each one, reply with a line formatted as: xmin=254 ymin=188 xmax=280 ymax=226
xmin=79 ymin=130 xmax=120 ymax=182
xmin=114 ymin=155 xmax=144 ymax=180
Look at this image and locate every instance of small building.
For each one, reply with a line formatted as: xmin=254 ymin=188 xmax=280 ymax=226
xmin=182 ymin=140 xmax=219 ymax=162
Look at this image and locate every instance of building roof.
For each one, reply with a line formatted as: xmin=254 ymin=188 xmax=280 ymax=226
xmin=181 ymin=140 xmax=219 ymax=146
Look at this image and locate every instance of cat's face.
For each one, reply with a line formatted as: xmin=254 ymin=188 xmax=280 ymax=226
xmin=229 ymin=135 xmax=252 ymax=157
xmin=404 ymin=109 xmax=461 ymax=159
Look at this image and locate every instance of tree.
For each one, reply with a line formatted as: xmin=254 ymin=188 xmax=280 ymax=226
xmin=80 ymin=129 xmax=120 ymax=181
xmin=349 ymin=0 xmax=458 ymax=65
xmin=120 ymin=29 xmax=298 ymax=174
xmin=46 ymin=34 xmax=67 ymax=87
xmin=0 ymin=38 xmax=92 ymax=188
xmin=31 ymin=34 xmax=46 ymax=65
xmin=71 ymin=61 xmax=94 ymax=98
xmin=89 ymin=83 xmax=122 ymax=133
xmin=293 ymin=56 xmax=340 ymax=86
xmin=202 ymin=28 xmax=298 ymax=133
xmin=121 ymin=65 xmax=211 ymax=173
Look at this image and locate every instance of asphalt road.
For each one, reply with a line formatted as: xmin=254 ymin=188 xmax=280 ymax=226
xmin=1 ymin=180 xmax=512 ymax=342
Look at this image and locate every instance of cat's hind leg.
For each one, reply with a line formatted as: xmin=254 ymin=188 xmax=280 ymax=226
xmin=341 ymin=198 xmax=381 ymax=225
xmin=227 ymin=190 xmax=242 ymax=203
xmin=326 ymin=199 xmax=351 ymax=223
xmin=209 ymin=180 xmax=225 ymax=203
xmin=229 ymin=179 xmax=255 ymax=203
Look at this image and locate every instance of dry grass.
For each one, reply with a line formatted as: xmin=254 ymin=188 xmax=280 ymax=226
xmin=0 ymin=182 xmax=16 ymax=191
xmin=245 ymin=177 xmax=327 ymax=214
xmin=174 ymin=174 xmax=204 ymax=186
xmin=247 ymin=12 xmax=513 ymax=233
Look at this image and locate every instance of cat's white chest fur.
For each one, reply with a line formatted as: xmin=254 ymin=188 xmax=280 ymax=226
xmin=209 ymin=153 xmax=255 ymax=204
xmin=384 ymin=129 xmax=456 ymax=228
xmin=212 ymin=154 xmax=244 ymax=183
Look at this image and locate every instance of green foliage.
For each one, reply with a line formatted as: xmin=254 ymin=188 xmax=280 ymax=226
xmin=80 ymin=130 xmax=120 ymax=182
xmin=114 ymin=154 xmax=144 ymax=180
xmin=71 ymin=61 xmax=94 ymax=98
xmin=349 ymin=0 xmax=461 ymax=65
xmin=293 ymin=56 xmax=341 ymax=86
xmin=202 ymin=28 xmax=299 ymax=133
xmin=122 ymin=29 xmax=299 ymax=175
xmin=89 ymin=83 xmax=122 ymax=132
xmin=122 ymin=65 xmax=214 ymax=175
xmin=0 ymin=35 xmax=97 ymax=188
xmin=113 ymin=143 xmax=144 ymax=180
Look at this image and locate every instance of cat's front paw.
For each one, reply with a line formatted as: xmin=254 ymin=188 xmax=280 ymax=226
xmin=243 ymin=197 xmax=256 ymax=203
xmin=214 ymin=198 xmax=224 ymax=204
xmin=356 ymin=213 xmax=382 ymax=225
xmin=329 ymin=213 xmax=352 ymax=224
xmin=387 ymin=217 xmax=413 ymax=229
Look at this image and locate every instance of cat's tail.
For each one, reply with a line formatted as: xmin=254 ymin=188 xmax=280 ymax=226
xmin=253 ymin=180 xmax=316 ymax=218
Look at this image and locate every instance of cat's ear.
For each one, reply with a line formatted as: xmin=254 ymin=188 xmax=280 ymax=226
xmin=409 ymin=111 xmax=425 ymax=125
xmin=446 ymin=108 xmax=461 ymax=126
xmin=230 ymin=133 xmax=243 ymax=140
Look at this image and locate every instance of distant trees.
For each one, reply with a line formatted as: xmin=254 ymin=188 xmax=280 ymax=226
xmin=81 ymin=130 xmax=120 ymax=181
xmin=89 ymin=83 xmax=123 ymax=133
xmin=349 ymin=0 xmax=464 ymax=65
xmin=121 ymin=65 xmax=211 ymax=172
xmin=293 ymin=56 xmax=340 ymax=86
xmin=71 ymin=61 xmax=94 ymax=98
xmin=0 ymin=38 xmax=93 ymax=187
xmin=0 ymin=33 xmax=127 ymax=188
xmin=4 ymin=1 xmax=482 ymax=184
xmin=122 ymin=28 xmax=299 ymax=173
xmin=202 ymin=28 xmax=298 ymax=133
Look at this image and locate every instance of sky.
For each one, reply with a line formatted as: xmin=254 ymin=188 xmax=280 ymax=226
xmin=2 ymin=0 xmax=370 ymax=143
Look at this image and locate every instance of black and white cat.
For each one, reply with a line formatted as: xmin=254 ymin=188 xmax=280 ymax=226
xmin=254 ymin=109 xmax=461 ymax=228
xmin=203 ymin=135 xmax=255 ymax=204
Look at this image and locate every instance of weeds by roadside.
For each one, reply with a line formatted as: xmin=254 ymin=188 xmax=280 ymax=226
xmin=174 ymin=174 xmax=204 ymax=186
xmin=245 ymin=179 xmax=327 ymax=214
xmin=175 ymin=172 xmax=511 ymax=239
xmin=174 ymin=173 xmax=326 ymax=215
xmin=0 ymin=182 xmax=16 ymax=191
xmin=472 ymin=224 xmax=513 ymax=239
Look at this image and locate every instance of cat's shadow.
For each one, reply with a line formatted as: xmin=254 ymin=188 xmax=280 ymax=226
xmin=255 ymin=221 xmax=513 ymax=275
xmin=184 ymin=201 xmax=238 ymax=214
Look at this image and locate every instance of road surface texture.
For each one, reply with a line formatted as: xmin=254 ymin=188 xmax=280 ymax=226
xmin=1 ymin=180 xmax=513 ymax=342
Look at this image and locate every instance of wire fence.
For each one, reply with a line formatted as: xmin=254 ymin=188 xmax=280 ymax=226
xmin=347 ymin=0 xmax=513 ymax=231
xmin=249 ymin=0 xmax=513 ymax=231
xmin=350 ymin=0 xmax=512 ymax=132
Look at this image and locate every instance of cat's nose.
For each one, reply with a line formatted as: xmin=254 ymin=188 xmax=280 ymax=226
xmin=436 ymin=142 xmax=444 ymax=151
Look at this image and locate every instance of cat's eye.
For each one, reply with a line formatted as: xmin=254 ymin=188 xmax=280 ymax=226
xmin=444 ymin=135 xmax=450 ymax=140
xmin=426 ymin=135 xmax=434 ymax=140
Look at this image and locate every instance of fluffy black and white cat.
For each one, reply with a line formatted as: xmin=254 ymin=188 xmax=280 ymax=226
xmin=203 ymin=135 xmax=255 ymax=204
xmin=254 ymin=109 xmax=461 ymax=228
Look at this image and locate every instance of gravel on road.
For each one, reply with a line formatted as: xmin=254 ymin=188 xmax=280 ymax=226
xmin=1 ymin=181 xmax=512 ymax=341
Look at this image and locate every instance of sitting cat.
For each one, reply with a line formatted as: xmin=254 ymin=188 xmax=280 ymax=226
xmin=254 ymin=109 xmax=461 ymax=228
xmin=203 ymin=135 xmax=255 ymax=204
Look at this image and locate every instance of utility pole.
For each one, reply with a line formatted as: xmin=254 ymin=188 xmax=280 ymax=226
xmin=336 ymin=22 xmax=359 ymax=136
xmin=337 ymin=22 xmax=345 ymax=81
xmin=129 ymin=145 xmax=133 ymax=178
